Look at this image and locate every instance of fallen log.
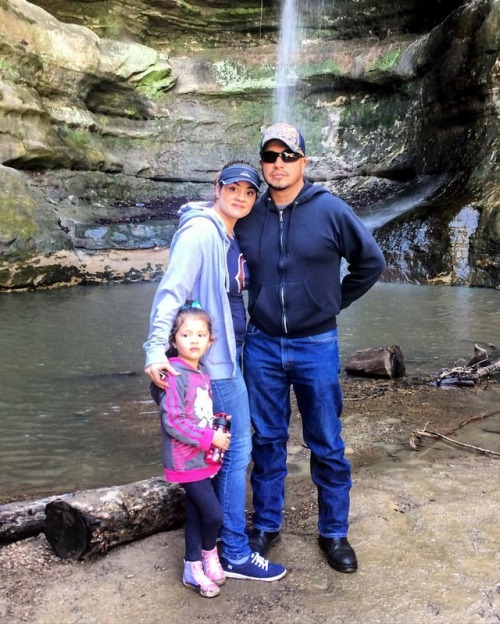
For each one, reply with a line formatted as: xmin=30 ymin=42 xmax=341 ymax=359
xmin=0 ymin=493 xmax=74 ymax=544
xmin=44 ymin=477 xmax=185 ymax=560
xmin=345 ymin=345 xmax=406 ymax=379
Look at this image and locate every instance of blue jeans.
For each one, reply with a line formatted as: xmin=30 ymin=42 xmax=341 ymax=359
xmin=211 ymin=349 xmax=252 ymax=561
xmin=244 ymin=325 xmax=352 ymax=538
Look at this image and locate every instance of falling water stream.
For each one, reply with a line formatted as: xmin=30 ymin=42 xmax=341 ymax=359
xmin=273 ymin=0 xmax=327 ymax=124
xmin=274 ymin=0 xmax=300 ymax=123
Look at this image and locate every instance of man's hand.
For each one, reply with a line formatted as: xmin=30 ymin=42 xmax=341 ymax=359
xmin=144 ymin=360 xmax=179 ymax=389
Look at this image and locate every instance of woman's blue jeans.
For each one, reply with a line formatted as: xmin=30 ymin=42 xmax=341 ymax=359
xmin=211 ymin=349 xmax=252 ymax=561
xmin=244 ymin=325 xmax=352 ymax=538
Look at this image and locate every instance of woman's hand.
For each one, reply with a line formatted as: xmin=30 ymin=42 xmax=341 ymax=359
xmin=144 ymin=360 xmax=180 ymax=389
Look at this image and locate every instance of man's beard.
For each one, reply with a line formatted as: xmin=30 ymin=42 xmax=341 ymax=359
xmin=266 ymin=180 xmax=289 ymax=191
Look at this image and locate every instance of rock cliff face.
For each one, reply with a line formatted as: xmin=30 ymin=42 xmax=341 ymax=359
xmin=0 ymin=0 xmax=498 ymax=289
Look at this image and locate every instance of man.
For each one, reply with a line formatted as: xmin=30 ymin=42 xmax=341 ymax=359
xmin=235 ymin=123 xmax=386 ymax=573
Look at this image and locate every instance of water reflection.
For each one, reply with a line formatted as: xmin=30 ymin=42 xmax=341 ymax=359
xmin=0 ymin=284 xmax=160 ymax=502
xmin=0 ymin=282 xmax=498 ymax=501
xmin=339 ymin=284 xmax=499 ymax=374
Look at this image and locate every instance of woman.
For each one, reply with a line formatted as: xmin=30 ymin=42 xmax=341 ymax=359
xmin=144 ymin=162 xmax=286 ymax=582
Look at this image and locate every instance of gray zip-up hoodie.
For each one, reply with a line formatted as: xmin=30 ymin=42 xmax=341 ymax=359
xmin=144 ymin=202 xmax=238 ymax=380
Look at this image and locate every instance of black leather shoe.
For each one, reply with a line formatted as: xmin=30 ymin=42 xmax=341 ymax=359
xmin=248 ymin=528 xmax=281 ymax=557
xmin=318 ymin=536 xmax=358 ymax=573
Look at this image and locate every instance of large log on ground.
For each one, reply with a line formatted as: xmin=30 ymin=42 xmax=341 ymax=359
xmin=44 ymin=477 xmax=185 ymax=560
xmin=345 ymin=345 xmax=406 ymax=379
xmin=0 ymin=493 xmax=73 ymax=544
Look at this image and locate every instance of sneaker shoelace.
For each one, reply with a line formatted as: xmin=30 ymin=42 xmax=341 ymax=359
xmin=189 ymin=562 xmax=214 ymax=588
xmin=204 ymin=553 xmax=223 ymax=576
xmin=250 ymin=552 xmax=269 ymax=570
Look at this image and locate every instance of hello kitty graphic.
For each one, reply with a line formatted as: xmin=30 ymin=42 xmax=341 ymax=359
xmin=193 ymin=386 xmax=214 ymax=429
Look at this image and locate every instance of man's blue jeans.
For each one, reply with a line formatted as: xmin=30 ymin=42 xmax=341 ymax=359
xmin=211 ymin=349 xmax=252 ymax=561
xmin=244 ymin=325 xmax=352 ymax=538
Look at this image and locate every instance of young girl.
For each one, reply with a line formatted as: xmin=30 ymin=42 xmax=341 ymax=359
xmin=151 ymin=302 xmax=231 ymax=598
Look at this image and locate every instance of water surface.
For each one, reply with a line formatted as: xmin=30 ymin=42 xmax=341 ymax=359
xmin=1 ymin=282 xmax=498 ymax=501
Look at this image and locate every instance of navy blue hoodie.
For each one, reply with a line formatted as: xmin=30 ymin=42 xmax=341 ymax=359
xmin=235 ymin=181 xmax=386 ymax=337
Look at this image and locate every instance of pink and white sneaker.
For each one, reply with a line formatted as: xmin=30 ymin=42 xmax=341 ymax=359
xmin=202 ymin=546 xmax=226 ymax=586
xmin=182 ymin=560 xmax=220 ymax=598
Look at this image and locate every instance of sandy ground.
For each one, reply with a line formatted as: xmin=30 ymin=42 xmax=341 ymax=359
xmin=1 ymin=377 xmax=499 ymax=624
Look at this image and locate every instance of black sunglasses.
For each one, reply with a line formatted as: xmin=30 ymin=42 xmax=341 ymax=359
xmin=260 ymin=150 xmax=303 ymax=164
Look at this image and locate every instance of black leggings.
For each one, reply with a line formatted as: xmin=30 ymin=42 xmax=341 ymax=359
xmin=181 ymin=478 xmax=223 ymax=561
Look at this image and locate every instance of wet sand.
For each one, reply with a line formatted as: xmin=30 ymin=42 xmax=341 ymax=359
xmin=1 ymin=378 xmax=499 ymax=624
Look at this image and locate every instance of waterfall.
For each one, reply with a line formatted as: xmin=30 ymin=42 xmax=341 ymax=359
xmin=273 ymin=0 xmax=327 ymax=125
xmin=273 ymin=0 xmax=301 ymax=124
xmin=449 ymin=206 xmax=480 ymax=281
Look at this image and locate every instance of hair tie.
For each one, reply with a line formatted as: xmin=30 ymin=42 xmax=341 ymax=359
xmin=180 ymin=300 xmax=202 ymax=311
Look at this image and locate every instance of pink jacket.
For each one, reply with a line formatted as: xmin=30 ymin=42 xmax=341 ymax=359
xmin=151 ymin=357 xmax=220 ymax=483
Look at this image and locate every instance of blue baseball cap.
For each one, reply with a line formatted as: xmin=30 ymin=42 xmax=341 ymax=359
xmin=218 ymin=164 xmax=261 ymax=192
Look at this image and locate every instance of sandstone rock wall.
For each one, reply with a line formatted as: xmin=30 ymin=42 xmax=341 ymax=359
xmin=0 ymin=0 xmax=498 ymax=289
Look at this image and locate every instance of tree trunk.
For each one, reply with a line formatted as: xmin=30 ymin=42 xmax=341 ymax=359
xmin=0 ymin=493 xmax=73 ymax=544
xmin=345 ymin=345 xmax=406 ymax=379
xmin=43 ymin=477 xmax=185 ymax=560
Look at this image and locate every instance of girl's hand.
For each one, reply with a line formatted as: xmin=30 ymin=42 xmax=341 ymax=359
xmin=212 ymin=430 xmax=231 ymax=451
xmin=144 ymin=360 xmax=180 ymax=389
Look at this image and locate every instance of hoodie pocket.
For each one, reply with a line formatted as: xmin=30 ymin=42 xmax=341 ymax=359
xmin=249 ymin=284 xmax=281 ymax=332
xmin=285 ymin=280 xmax=324 ymax=329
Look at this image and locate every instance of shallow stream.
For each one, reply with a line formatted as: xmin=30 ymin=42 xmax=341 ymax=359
xmin=1 ymin=282 xmax=498 ymax=501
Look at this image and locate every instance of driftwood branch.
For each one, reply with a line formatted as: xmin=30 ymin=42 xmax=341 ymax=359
xmin=476 ymin=360 xmax=500 ymax=378
xmin=436 ymin=344 xmax=500 ymax=386
xmin=440 ymin=410 xmax=500 ymax=436
xmin=411 ymin=410 xmax=500 ymax=456
xmin=411 ymin=427 xmax=500 ymax=457
xmin=436 ymin=360 xmax=500 ymax=385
